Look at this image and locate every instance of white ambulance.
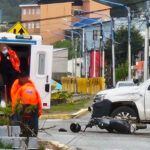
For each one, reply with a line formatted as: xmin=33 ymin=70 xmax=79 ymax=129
xmin=0 ymin=33 xmax=53 ymax=109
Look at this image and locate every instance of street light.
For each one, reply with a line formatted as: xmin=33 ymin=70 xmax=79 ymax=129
xmin=75 ymin=15 xmax=105 ymax=78
xmin=98 ymin=0 xmax=131 ymax=81
xmin=79 ymin=9 xmax=116 ymax=86
xmin=62 ymin=20 xmax=100 ymax=78
xmin=144 ymin=1 xmax=149 ymax=81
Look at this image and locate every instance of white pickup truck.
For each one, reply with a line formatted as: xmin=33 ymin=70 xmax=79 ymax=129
xmin=94 ymin=79 xmax=150 ymax=125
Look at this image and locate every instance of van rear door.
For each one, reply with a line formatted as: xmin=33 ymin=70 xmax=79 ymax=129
xmin=30 ymin=45 xmax=53 ymax=109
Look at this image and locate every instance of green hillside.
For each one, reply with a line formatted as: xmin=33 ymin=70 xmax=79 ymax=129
xmin=0 ymin=0 xmax=34 ymax=23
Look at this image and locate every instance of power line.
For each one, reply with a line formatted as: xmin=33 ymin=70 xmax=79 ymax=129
xmin=6 ymin=0 xmax=148 ymax=25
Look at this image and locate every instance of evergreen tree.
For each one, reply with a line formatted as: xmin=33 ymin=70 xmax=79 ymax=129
xmin=105 ymin=26 xmax=144 ymax=67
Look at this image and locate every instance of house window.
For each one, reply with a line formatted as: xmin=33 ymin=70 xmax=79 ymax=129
xmin=38 ymin=53 xmax=45 ymax=75
xmin=23 ymin=9 xmax=26 ymax=15
xmin=36 ymin=8 xmax=40 ymax=14
xmin=28 ymin=23 xmax=31 ymax=29
xmin=73 ymin=9 xmax=82 ymax=16
xmin=32 ymin=8 xmax=35 ymax=15
xmin=93 ymin=30 xmax=101 ymax=40
xmin=32 ymin=22 xmax=34 ymax=28
xmin=36 ymin=22 xmax=40 ymax=28
xmin=28 ymin=9 xmax=31 ymax=15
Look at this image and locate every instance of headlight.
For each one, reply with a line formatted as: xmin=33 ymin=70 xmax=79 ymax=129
xmin=93 ymin=94 xmax=106 ymax=103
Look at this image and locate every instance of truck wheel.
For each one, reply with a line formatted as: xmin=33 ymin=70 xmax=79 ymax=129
xmin=110 ymin=106 xmax=138 ymax=122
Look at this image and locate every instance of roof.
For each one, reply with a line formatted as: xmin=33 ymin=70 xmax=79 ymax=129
xmin=19 ymin=0 xmax=74 ymax=7
xmin=37 ymin=0 xmax=73 ymax=4
xmin=72 ymin=18 xmax=100 ymax=29
xmin=19 ymin=4 xmax=39 ymax=7
xmin=36 ymin=0 xmax=82 ymax=5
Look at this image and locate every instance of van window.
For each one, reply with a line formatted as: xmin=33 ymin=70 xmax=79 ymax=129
xmin=38 ymin=53 xmax=45 ymax=75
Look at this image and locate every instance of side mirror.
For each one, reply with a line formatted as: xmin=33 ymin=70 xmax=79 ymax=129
xmin=148 ymin=85 xmax=150 ymax=90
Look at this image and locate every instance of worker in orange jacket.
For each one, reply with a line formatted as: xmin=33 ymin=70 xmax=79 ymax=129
xmin=11 ymin=73 xmax=42 ymax=136
xmin=0 ymin=43 xmax=21 ymax=101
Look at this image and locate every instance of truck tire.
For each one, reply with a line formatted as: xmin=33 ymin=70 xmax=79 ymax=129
xmin=110 ymin=106 xmax=138 ymax=122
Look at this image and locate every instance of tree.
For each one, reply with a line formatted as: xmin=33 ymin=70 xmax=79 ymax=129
xmin=54 ymin=38 xmax=81 ymax=60
xmin=115 ymin=62 xmax=128 ymax=82
xmin=0 ymin=0 xmax=34 ymax=23
xmin=54 ymin=39 xmax=72 ymax=59
xmin=105 ymin=26 xmax=144 ymax=67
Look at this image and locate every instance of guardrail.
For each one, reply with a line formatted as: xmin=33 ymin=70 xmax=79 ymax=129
xmin=61 ymin=77 xmax=105 ymax=94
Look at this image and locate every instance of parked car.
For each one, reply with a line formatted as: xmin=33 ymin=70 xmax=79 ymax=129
xmin=115 ymin=81 xmax=135 ymax=88
xmin=93 ymin=79 xmax=150 ymax=129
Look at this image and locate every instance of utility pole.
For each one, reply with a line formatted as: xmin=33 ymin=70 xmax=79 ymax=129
xmin=74 ymin=37 xmax=78 ymax=77
xmin=71 ymin=31 xmax=74 ymax=76
xmin=98 ymin=0 xmax=131 ymax=80
xmin=93 ymin=42 xmax=96 ymax=77
xmin=127 ymin=7 xmax=132 ymax=81
xmin=102 ymin=29 xmax=105 ymax=78
xmin=80 ymin=9 xmax=116 ymax=85
xmin=82 ymin=28 xmax=85 ymax=78
xmin=99 ymin=24 xmax=102 ymax=77
xmin=85 ymin=34 xmax=88 ymax=78
xmin=111 ymin=18 xmax=115 ymax=86
xmin=75 ymin=15 xmax=104 ymax=78
xmin=144 ymin=0 xmax=149 ymax=81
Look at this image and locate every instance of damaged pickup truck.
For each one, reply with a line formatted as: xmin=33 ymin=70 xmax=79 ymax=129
xmin=93 ymin=79 xmax=150 ymax=129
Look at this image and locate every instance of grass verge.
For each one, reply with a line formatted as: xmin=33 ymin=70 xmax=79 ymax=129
xmin=43 ymin=97 xmax=92 ymax=114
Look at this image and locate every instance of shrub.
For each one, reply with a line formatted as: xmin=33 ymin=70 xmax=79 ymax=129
xmin=0 ymin=107 xmax=12 ymax=125
xmin=51 ymin=92 xmax=72 ymax=100
xmin=51 ymin=92 xmax=72 ymax=106
xmin=0 ymin=140 xmax=13 ymax=149
xmin=0 ymin=107 xmax=12 ymax=115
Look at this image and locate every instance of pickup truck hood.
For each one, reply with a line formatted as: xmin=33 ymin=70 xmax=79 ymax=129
xmin=97 ymin=86 xmax=140 ymax=102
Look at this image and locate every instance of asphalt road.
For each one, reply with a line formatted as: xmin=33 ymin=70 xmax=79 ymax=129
xmin=38 ymin=112 xmax=150 ymax=150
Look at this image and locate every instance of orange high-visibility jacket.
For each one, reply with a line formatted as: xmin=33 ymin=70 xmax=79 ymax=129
xmin=11 ymin=78 xmax=35 ymax=101
xmin=0 ymin=49 xmax=21 ymax=72
xmin=11 ymin=80 xmax=42 ymax=116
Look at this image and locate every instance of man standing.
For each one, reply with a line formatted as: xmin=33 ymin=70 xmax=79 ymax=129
xmin=0 ymin=43 xmax=21 ymax=100
xmin=11 ymin=73 xmax=42 ymax=136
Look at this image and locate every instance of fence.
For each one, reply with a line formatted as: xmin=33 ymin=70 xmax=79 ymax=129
xmin=61 ymin=77 xmax=105 ymax=95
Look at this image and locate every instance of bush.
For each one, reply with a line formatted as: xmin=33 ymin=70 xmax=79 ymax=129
xmin=0 ymin=107 xmax=12 ymax=115
xmin=0 ymin=140 xmax=13 ymax=149
xmin=0 ymin=116 xmax=9 ymax=125
xmin=0 ymin=107 xmax=12 ymax=125
xmin=51 ymin=92 xmax=72 ymax=106
xmin=51 ymin=92 xmax=72 ymax=100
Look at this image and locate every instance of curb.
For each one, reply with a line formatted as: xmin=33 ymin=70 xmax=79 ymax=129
xmin=49 ymin=140 xmax=75 ymax=150
xmin=39 ymin=108 xmax=88 ymax=120
xmin=71 ymin=108 xmax=88 ymax=119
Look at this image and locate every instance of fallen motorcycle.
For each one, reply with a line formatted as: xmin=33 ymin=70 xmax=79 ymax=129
xmin=70 ymin=117 xmax=136 ymax=134
xmin=70 ymin=100 xmax=137 ymax=134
